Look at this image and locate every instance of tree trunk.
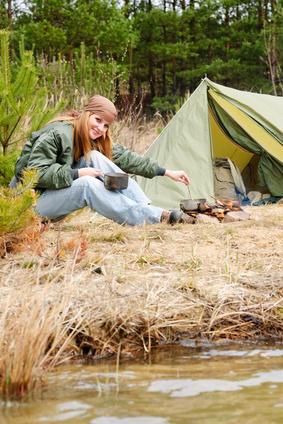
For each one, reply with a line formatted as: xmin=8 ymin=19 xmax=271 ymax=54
xmin=148 ymin=55 xmax=156 ymax=99
xmin=7 ymin=0 xmax=13 ymax=28
xmin=124 ymin=0 xmax=130 ymax=18
xmin=163 ymin=0 xmax=167 ymax=12
xmin=264 ymin=25 xmax=278 ymax=95
xmin=264 ymin=0 xmax=269 ymax=22
xmin=180 ymin=0 xmax=186 ymax=10
xmin=162 ymin=24 xmax=167 ymax=96
xmin=162 ymin=61 xmax=166 ymax=96
xmin=128 ymin=42 xmax=134 ymax=100
xmin=257 ymin=0 xmax=264 ymax=28
xmin=264 ymin=0 xmax=281 ymax=95
xmin=115 ymin=77 xmax=120 ymax=101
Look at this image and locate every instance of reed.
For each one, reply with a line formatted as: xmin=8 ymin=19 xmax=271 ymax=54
xmin=111 ymin=107 xmax=166 ymax=153
xmin=0 ymin=278 xmax=86 ymax=399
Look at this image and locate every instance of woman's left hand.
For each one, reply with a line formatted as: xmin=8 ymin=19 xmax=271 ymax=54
xmin=165 ymin=170 xmax=190 ymax=185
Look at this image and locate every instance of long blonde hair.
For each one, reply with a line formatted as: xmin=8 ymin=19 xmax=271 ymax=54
xmin=49 ymin=110 xmax=113 ymax=162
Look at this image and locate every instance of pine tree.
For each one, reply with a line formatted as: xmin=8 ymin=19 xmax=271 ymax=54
xmin=0 ymin=169 xmax=38 ymax=236
xmin=0 ymin=30 xmax=64 ymax=184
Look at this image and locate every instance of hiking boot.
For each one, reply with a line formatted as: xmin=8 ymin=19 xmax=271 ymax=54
xmin=162 ymin=209 xmax=195 ymax=224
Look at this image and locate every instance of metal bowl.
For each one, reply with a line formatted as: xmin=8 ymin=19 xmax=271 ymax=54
xmin=104 ymin=172 xmax=129 ymax=191
xmin=180 ymin=198 xmax=206 ymax=212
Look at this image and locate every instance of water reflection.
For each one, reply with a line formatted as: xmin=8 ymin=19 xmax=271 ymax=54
xmin=198 ymin=348 xmax=283 ymax=358
xmin=39 ymin=401 xmax=92 ymax=422
xmin=148 ymin=370 xmax=283 ymax=397
xmin=1 ymin=343 xmax=283 ymax=424
xmin=91 ymin=418 xmax=168 ymax=424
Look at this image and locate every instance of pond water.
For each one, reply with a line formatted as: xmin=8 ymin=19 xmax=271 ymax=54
xmin=2 ymin=342 xmax=283 ymax=424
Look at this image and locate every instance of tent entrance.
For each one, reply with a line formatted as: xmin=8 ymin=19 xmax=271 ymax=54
xmin=208 ymin=89 xmax=283 ymax=196
xmin=209 ymin=90 xmax=283 ymax=163
xmin=208 ymin=104 xmax=253 ymax=172
xmin=208 ymin=92 xmax=265 ymax=194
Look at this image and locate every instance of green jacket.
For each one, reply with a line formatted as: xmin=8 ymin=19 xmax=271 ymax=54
xmin=15 ymin=121 xmax=165 ymax=190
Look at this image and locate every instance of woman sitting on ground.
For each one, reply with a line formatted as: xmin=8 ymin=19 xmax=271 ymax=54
xmin=13 ymin=95 xmax=193 ymax=225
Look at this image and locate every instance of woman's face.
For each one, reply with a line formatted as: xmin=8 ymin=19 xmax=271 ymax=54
xmin=88 ymin=114 xmax=110 ymax=140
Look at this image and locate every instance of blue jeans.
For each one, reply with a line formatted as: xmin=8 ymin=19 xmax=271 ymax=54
xmin=35 ymin=150 xmax=163 ymax=225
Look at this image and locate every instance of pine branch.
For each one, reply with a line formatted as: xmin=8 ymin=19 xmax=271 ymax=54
xmin=0 ymin=30 xmax=11 ymax=91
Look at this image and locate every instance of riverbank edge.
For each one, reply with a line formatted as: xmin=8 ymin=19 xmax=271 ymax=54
xmin=0 ymin=204 xmax=283 ymax=399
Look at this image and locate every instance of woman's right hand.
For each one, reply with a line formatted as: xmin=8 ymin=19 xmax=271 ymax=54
xmin=78 ymin=168 xmax=103 ymax=178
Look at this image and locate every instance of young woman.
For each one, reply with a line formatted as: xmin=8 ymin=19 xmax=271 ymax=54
xmin=13 ymin=95 xmax=192 ymax=225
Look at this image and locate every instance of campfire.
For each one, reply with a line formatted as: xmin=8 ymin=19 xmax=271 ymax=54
xmin=180 ymin=198 xmax=250 ymax=223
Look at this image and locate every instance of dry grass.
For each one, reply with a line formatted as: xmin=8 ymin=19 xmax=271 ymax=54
xmin=0 ymin=204 xmax=283 ymax=399
xmin=112 ymin=113 xmax=166 ymax=154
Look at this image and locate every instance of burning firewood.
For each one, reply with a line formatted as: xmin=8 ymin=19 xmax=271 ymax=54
xmin=182 ymin=197 xmax=246 ymax=222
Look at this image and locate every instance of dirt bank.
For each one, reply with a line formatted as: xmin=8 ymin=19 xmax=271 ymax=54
xmin=0 ymin=204 xmax=282 ymax=397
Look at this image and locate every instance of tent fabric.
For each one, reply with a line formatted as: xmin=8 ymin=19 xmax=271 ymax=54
xmin=210 ymin=95 xmax=283 ymax=196
xmin=209 ymin=107 xmax=253 ymax=171
xmin=137 ymin=80 xmax=214 ymax=209
xmin=209 ymin=90 xmax=283 ymax=162
xmin=207 ymin=80 xmax=283 ymax=137
xmin=137 ymin=78 xmax=283 ymax=208
xmin=227 ymin=158 xmax=247 ymax=197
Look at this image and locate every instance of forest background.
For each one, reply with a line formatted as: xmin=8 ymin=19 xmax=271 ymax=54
xmin=1 ymin=0 xmax=283 ymax=114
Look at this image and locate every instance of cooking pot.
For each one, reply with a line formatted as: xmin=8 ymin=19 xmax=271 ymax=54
xmin=180 ymin=198 xmax=206 ymax=212
xmin=104 ymin=172 xmax=129 ymax=191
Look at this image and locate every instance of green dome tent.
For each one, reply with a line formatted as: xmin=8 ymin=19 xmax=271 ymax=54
xmin=137 ymin=78 xmax=283 ymax=209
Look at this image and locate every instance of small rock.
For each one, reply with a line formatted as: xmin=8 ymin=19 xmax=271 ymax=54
xmin=195 ymin=214 xmax=219 ymax=224
xmin=91 ymin=266 xmax=106 ymax=275
xmin=223 ymin=210 xmax=251 ymax=223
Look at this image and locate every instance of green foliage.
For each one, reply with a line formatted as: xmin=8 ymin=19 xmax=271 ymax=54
xmin=0 ymin=4 xmax=8 ymax=30
xmin=5 ymin=0 xmax=283 ymax=111
xmin=20 ymin=20 xmax=68 ymax=55
xmin=0 ymin=30 xmax=64 ymax=156
xmin=0 ymin=150 xmax=20 ymax=186
xmin=0 ymin=169 xmax=38 ymax=235
xmin=17 ymin=0 xmax=132 ymax=61
xmin=152 ymin=95 xmax=181 ymax=115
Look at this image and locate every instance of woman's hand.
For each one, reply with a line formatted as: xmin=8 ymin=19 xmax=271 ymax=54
xmin=165 ymin=170 xmax=190 ymax=185
xmin=78 ymin=168 xmax=103 ymax=178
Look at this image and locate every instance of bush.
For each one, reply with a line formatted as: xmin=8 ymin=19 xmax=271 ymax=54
xmin=0 ymin=151 xmax=19 ymax=186
xmin=0 ymin=169 xmax=38 ymax=236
